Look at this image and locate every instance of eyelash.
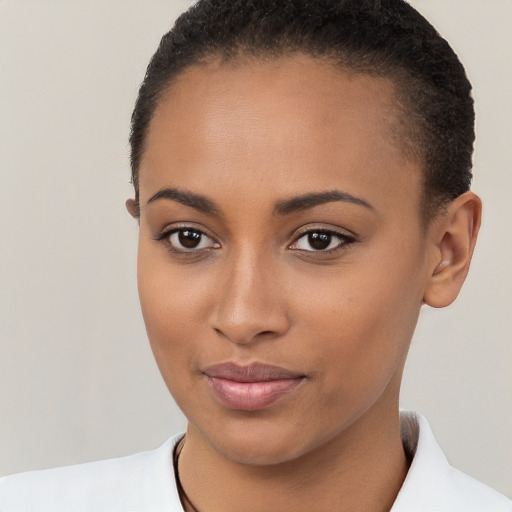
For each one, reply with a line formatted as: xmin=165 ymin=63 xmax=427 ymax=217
xmin=153 ymin=227 xmax=220 ymax=256
xmin=289 ymin=228 xmax=356 ymax=255
xmin=153 ymin=226 xmax=356 ymax=257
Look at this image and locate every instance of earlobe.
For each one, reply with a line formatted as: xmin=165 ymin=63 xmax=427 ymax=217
xmin=125 ymin=198 xmax=139 ymax=219
xmin=423 ymin=191 xmax=482 ymax=308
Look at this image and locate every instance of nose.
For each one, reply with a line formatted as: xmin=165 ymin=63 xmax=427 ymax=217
xmin=208 ymin=250 xmax=290 ymax=345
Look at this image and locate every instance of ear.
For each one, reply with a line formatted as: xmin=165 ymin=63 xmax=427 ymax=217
xmin=423 ymin=191 xmax=482 ymax=308
xmin=125 ymin=198 xmax=139 ymax=219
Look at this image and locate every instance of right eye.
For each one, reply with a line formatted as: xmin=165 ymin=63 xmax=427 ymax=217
xmin=155 ymin=228 xmax=220 ymax=253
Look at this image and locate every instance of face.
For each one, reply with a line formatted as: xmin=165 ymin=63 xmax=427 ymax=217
xmin=135 ymin=55 xmax=430 ymax=465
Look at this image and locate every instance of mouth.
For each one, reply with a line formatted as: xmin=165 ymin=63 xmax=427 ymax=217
xmin=202 ymin=362 xmax=306 ymax=411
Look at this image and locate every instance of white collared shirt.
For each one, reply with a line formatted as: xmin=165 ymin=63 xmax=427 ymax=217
xmin=1 ymin=411 xmax=510 ymax=511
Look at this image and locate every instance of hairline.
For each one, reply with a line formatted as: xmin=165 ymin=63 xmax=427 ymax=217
xmin=135 ymin=50 xmax=440 ymax=228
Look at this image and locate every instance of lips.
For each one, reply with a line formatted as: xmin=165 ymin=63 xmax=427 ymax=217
xmin=203 ymin=362 xmax=305 ymax=411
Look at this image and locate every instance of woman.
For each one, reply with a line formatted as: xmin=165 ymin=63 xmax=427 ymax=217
xmin=1 ymin=0 xmax=511 ymax=510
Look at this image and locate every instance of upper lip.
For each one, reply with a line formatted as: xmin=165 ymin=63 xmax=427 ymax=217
xmin=202 ymin=362 xmax=304 ymax=383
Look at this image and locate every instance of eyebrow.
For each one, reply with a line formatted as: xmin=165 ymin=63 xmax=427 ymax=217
xmin=273 ymin=190 xmax=374 ymax=215
xmin=146 ymin=187 xmax=220 ymax=215
xmin=146 ymin=187 xmax=373 ymax=217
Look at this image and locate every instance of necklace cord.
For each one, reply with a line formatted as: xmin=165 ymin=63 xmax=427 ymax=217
xmin=173 ymin=437 xmax=200 ymax=512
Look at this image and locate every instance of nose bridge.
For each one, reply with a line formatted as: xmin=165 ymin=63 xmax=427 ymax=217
xmin=209 ymin=244 xmax=289 ymax=344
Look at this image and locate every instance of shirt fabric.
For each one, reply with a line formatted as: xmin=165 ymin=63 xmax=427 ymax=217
xmin=0 ymin=411 xmax=510 ymax=511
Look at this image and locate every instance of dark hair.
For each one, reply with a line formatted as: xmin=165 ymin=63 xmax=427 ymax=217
xmin=129 ymin=0 xmax=474 ymax=222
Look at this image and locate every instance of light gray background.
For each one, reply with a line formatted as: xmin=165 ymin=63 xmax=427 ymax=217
xmin=0 ymin=0 xmax=510 ymax=498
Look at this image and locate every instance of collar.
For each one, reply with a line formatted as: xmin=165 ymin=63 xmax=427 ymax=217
xmin=391 ymin=411 xmax=511 ymax=511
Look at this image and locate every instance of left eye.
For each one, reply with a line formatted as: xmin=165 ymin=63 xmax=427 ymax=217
xmin=290 ymin=230 xmax=350 ymax=252
xmin=167 ymin=229 xmax=219 ymax=251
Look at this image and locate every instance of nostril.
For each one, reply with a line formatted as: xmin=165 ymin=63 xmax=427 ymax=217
xmin=208 ymin=296 xmax=291 ymax=344
xmin=213 ymin=327 xmax=274 ymax=337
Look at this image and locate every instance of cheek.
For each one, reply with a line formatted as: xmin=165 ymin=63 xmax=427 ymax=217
xmin=136 ymin=242 xmax=211 ymax=376
xmin=295 ymin=252 xmax=423 ymax=397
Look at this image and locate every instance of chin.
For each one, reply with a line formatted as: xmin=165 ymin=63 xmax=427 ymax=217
xmin=193 ymin=415 xmax=324 ymax=467
xmin=214 ymin=438 xmax=302 ymax=467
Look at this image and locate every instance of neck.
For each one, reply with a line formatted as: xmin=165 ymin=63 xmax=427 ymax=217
xmin=178 ymin=407 xmax=409 ymax=512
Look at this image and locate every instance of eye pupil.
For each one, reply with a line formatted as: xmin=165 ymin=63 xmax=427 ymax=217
xmin=308 ymin=232 xmax=331 ymax=250
xmin=178 ymin=230 xmax=202 ymax=248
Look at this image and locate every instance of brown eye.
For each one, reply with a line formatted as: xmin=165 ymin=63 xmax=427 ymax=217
xmin=165 ymin=228 xmax=219 ymax=252
xmin=178 ymin=230 xmax=202 ymax=249
xmin=308 ymin=232 xmax=332 ymax=250
xmin=290 ymin=229 xmax=354 ymax=253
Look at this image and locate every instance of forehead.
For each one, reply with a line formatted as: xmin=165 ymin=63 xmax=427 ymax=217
xmin=147 ymin=54 xmax=402 ymax=161
xmin=140 ymin=54 xmax=421 ymax=219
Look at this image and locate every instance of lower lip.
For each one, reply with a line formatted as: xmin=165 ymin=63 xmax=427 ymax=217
xmin=206 ymin=376 xmax=304 ymax=411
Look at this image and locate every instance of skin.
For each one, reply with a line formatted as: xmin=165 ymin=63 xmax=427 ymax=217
xmin=127 ymin=55 xmax=481 ymax=512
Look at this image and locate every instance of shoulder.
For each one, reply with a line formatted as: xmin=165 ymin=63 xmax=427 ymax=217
xmin=393 ymin=411 xmax=512 ymax=512
xmin=0 ymin=434 xmax=184 ymax=512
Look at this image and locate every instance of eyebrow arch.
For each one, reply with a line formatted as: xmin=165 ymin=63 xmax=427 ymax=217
xmin=274 ymin=190 xmax=374 ymax=216
xmin=146 ymin=187 xmax=220 ymax=215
